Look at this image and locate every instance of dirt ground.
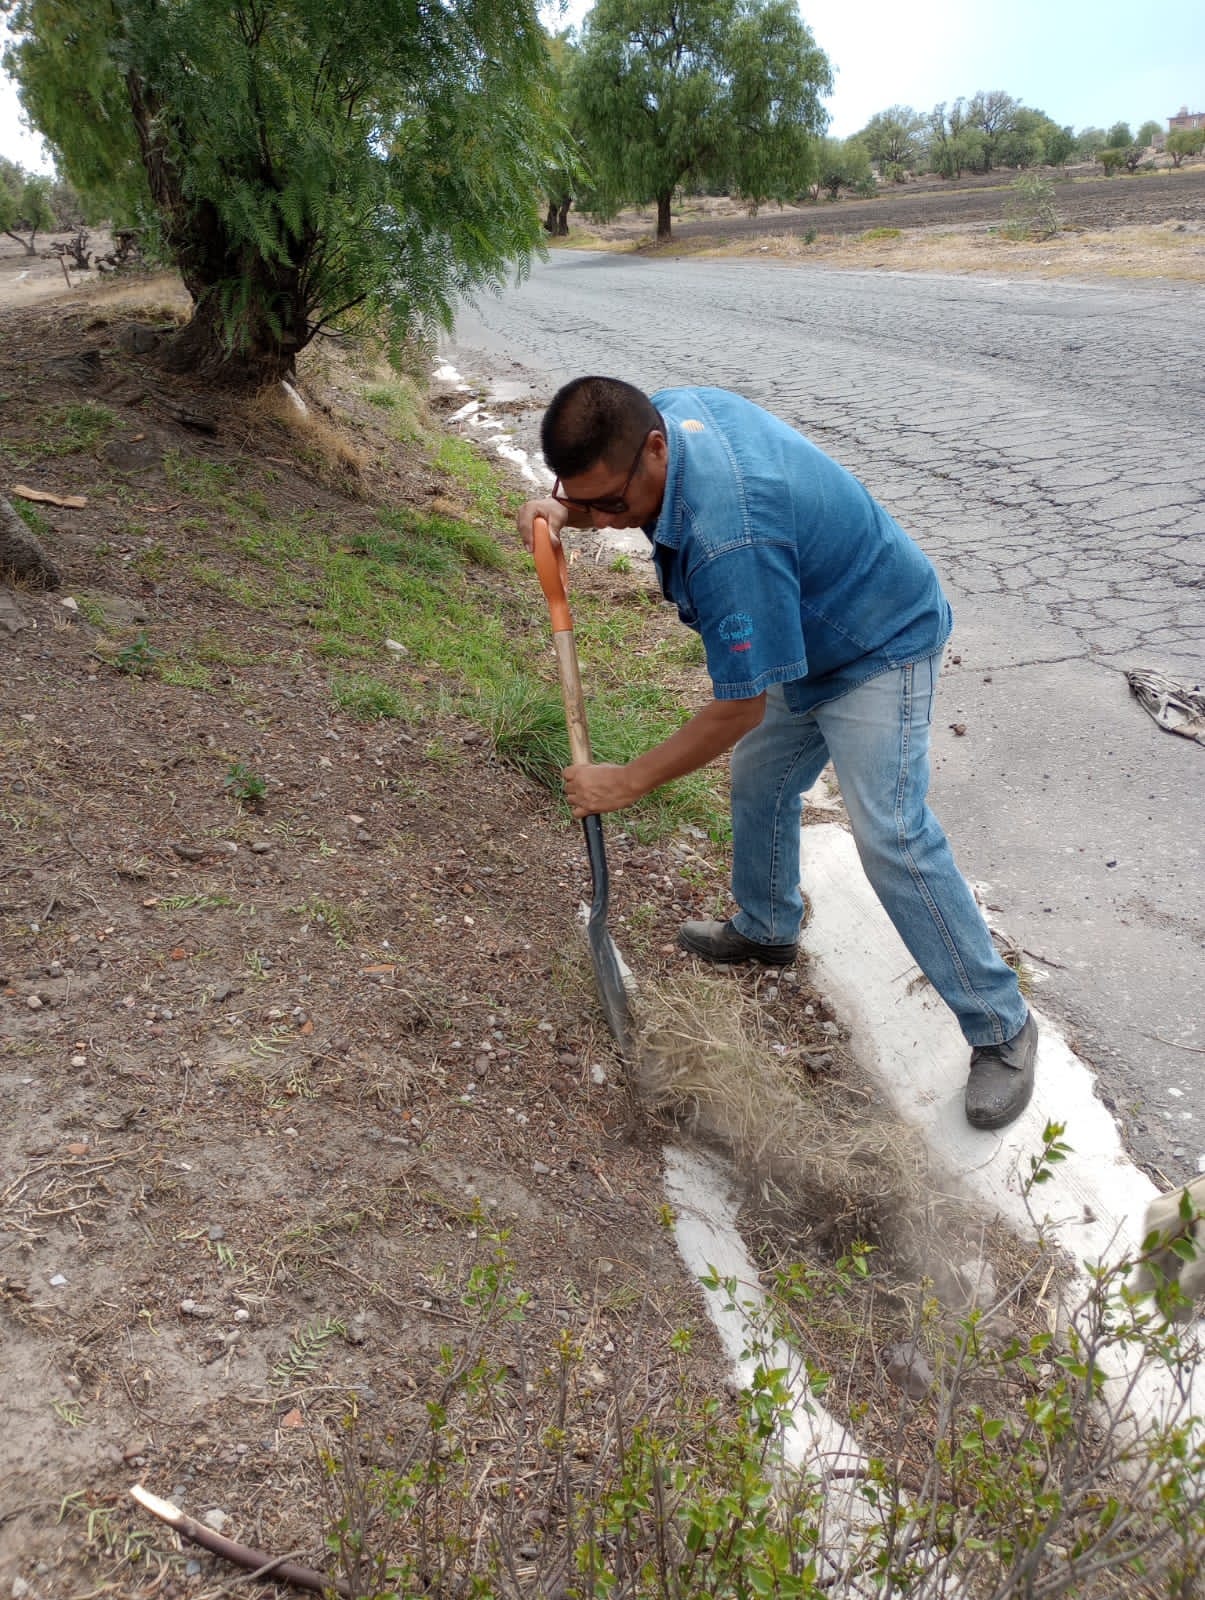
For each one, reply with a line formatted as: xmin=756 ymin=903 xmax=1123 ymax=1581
xmin=0 ymin=174 xmax=1174 ymax=1595
xmin=569 ymin=161 xmax=1205 ymax=282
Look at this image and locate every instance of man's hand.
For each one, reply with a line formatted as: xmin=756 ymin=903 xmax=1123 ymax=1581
xmin=517 ymin=497 xmax=572 ymax=553
xmin=563 ymin=761 xmax=639 ymax=819
xmin=560 ymin=695 xmax=766 ymax=820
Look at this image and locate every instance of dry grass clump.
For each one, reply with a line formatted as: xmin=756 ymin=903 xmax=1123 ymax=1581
xmin=244 ymin=381 xmax=372 ymax=477
xmin=631 ymin=973 xmax=936 ymax=1265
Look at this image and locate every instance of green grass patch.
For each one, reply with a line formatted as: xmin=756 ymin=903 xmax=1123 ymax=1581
xmin=329 ymin=673 xmax=407 ymax=721
xmin=159 ymin=661 xmax=214 ymax=691
xmin=432 ymin=435 xmax=517 ymax=525
xmin=165 ymin=453 xmax=241 ymax=503
xmin=861 ymin=226 xmax=902 ymax=241
xmin=33 ymin=402 xmax=117 ymax=457
xmin=12 ymin=500 xmax=49 ymax=536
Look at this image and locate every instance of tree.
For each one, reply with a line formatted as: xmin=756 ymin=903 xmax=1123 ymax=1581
xmin=926 ymin=100 xmax=985 ymax=178
xmin=1166 ymin=128 xmax=1205 ymax=167
xmin=1040 ymin=122 xmax=1077 ymax=168
xmin=5 ymin=0 xmax=564 ymax=388
xmin=858 ymin=104 xmax=925 ymax=173
xmin=1106 ymin=120 xmax=1134 ymax=149
xmin=965 ymin=90 xmax=1022 ymax=171
xmin=812 ymin=136 xmax=872 ymax=200
xmin=1075 ymin=126 xmax=1107 ymax=159
xmin=0 ymin=160 xmax=55 ymax=253
xmin=1136 ymin=119 xmax=1163 ymax=148
xmin=568 ymin=0 xmax=831 ymax=242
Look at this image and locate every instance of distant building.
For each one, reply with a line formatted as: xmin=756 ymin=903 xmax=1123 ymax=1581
xmin=1168 ymin=106 xmax=1205 ymax=132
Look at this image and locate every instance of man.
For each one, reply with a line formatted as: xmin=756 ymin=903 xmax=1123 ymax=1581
xmin=517 ymin=376 xmax=1037 ymax=1131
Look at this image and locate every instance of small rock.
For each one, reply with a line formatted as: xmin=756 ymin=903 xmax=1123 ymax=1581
xmin=171 ymin=842 xmax=207 ymax=862
xmin=12 ymin=1575 xmax=32 ymax=1598
xmin=590 ymin=1064 xmax=607 ymax=1085
xmin=201 ymin=1509 xmax=228 ymax=1534
xmin=250 ymin=840 xmax=272 ymax=854
xmin=233 ymin=1307 xmax=250 ymax=1323
xmin=26 ymin=994 xmax=43 ymax=1011
xmin=821 ymin=1020 xmax=839 ymax=1037
xmin=881 ymin=1341 xmax=933 ymax=1398
xmin=949 ymin=723 xmax=967 ymax=737
xmin=46 ymin=961 xmax=64 ymax=978
xmin=384 ymin=638 xmax=409 ymax=656
xmin=207 ymin=1224 xmax=225 ymax=1241
xmin=185 ymin=1560 xmax=201 ymax=1578
xmin=532 ymin=1161 xmax=552 ymax=1176
xmin=49 ymin=1273 xmax=67 ymax=1287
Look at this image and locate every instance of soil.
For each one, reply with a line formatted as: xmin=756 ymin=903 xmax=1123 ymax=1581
xmin=5 ymin=189 xmax=1153 ymax=1596
xmin=569 ymin=160 xmax=1205 ymax=281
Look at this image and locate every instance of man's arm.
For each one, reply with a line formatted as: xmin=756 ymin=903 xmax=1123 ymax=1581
xmin=563 ymin=692 xmax=766 ymax=818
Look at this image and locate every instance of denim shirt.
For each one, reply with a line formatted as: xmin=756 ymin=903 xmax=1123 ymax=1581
xmin=646 ymin=387 xmax=952 ymax=713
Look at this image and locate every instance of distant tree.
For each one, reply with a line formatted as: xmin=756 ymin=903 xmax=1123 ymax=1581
xmin=1097 ymin=147 xmax=1128 ymax=175
xmin=1075 ymin=126 xmax=1107 ymax=159
xmin=812 ymin=136 xmax=872 ymax=200
xmin=1136 ymin=119 xmax=1163 ymax=148
xmin=966 ymin=90 xmax=1023 ymax=171
xmin=1106 ymin=120 xmax=1134 ymax=149
xmin=569 ymin=0 xmax=831 ymax=241
xmin=0 ymin=161 xmax=54 ymax=253
xmin=543 ymin=29 xmax=583 ymax=236
xmin=926 ymin=100 xmax=985 ymax=178
xmin=995 ymin=106 xmax=1055 ymax=169
xmin=858 ymin=105 xmax=926 ymax=172
xmin=1166 ymin=128 xmax=1205 ymax=167
xmin=5 ymin=0 xmax=564 ymax=388
xmin=1041 ymin=123 xmax=1078 ymax=167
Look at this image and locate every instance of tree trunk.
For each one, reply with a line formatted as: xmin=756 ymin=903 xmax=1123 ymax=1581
xmin=127 ymin=71 xmax=307 ymax=390
xmin=158 ymin=287 xmax=299 ymax=390
xmin=556 ymin=197 xmax=571 ymax=236
xmin=543 ymin=200 xmax=558 ymax=235
xmin=656 ymin=190 xmax=672 ymax=242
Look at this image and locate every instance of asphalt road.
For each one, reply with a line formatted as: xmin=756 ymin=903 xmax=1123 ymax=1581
xmin=446 ymin=253 xmax=1205 ymax=1181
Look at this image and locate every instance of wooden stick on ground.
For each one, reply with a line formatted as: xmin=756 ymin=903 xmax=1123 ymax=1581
xmin=129 ymin=1485 xmax=351 ymax=1597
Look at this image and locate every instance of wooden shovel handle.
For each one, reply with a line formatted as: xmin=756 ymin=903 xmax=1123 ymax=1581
xmin=532 ymin=515 xmax=593 ymax=769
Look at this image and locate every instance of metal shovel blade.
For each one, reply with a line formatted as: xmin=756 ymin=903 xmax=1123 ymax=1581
xmin=583 ymin=812 xmax=632 ymax=1054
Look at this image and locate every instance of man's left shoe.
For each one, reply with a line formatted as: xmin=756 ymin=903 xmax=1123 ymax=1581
xmin=965 ymin=1013 xmax=1038 ymax=1130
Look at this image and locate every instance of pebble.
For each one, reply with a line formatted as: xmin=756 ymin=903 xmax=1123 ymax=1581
xmin=207 ymin=1224 xmax=226 ymax=1241
xmin=48 ymin=1273 xmax=67 ymax=1287
xmin=250 ymin=841 xmax=272 ymax=854
xmin=12 ymin=1578 xmax=31 ymax=1599
xmin=233 ymin=1307 xmax=250 ymax=1323
xmin=26 ymin=995 xmax=42 ymax=1011
xmin=821 ymin=1021 xmax=840 ymax=1037
xmin=46 ymin=961 xmax=63 ymax=978
xmin=590 ymin=1064 xmax=607 ymax=1085
xmin=201 ymin=1509 xmax=228 ymax=1534
xmin=532 ymin=1161 xmax=552 ymax=1176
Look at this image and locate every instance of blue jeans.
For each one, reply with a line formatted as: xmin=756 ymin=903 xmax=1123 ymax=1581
xmin=728 ymin=656 xmax=1028 ymax=1048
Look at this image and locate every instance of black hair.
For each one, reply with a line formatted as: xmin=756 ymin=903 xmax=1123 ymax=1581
xmin=540 ymin=376 xmax=661 ymax=479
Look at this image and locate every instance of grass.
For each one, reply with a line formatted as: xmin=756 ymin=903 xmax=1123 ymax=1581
xmin=33 ymin=401 xmax=117 ymax=457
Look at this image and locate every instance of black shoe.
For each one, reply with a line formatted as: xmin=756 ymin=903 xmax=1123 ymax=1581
xmin=965 ymin=1013 xmax=1038 ymax=1130
xmin=678 ymin=918 xmax=797 ymax=967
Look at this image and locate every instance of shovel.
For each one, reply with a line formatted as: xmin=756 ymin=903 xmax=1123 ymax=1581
xmin=531 ymin=515 xmax=632 ymax=1054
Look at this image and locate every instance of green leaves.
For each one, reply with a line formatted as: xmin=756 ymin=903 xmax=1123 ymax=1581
xmin=5 ymin=0 xmax=567 ymax=381
xmin=568 ymin=0 xmax=831 ymax=236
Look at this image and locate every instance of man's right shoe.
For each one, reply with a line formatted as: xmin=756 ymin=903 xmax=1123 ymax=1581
xmin=678 ymin=918 xmax=798 ymax=967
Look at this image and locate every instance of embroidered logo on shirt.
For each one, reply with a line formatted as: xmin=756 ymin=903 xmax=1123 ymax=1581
xmin=681 ymin=419 xmax=705 ymax=432
xmin=719 ymin=612 xmax=754 ymax=653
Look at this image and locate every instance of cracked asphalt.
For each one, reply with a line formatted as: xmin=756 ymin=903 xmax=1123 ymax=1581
xmin=447 ymin=253 xmax=1204 ymax=1181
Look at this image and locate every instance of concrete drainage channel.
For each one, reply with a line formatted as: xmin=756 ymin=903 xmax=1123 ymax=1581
xmin=433 ymin=363 xmax=1204 ymax=1575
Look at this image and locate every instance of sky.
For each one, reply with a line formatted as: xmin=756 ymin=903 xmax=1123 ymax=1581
xmin=2 ymin=1 xmax=1204 ymax=173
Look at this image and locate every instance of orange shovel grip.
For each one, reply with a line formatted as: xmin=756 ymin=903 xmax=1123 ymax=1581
xmin=532 ymin=515 xmax=572 ymax=633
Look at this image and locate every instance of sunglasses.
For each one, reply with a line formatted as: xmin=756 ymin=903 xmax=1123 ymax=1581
xmin=551 ymin=429 xmax=655 ymax=516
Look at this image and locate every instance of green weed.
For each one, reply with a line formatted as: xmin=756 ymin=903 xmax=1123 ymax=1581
xmin=36 ymin=402 xmax=117 ymax=456
xmin=224 ymin=761 xmax=269 ymax=810
xmin=330 ymin=673 xmax=406 ymax=721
